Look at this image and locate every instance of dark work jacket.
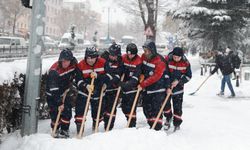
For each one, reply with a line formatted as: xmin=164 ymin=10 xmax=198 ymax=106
xmin=140 ymin=54 xmax=170 ymax=94
xmin=46 ymin=61 xmax=76 ymax=106
xmin=211 ymin=54 xmax=234 ymax=75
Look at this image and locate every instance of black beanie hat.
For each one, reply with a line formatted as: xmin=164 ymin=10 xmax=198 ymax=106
xmin=172 ymin=47 xmax=184 ymax=56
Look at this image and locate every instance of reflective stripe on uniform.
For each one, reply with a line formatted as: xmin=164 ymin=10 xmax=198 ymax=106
xmin=123 ymin=90 xmax=137 ymax=94
xmin=82 ymin=69 xmax=92 ymax=74
xmin=60 ymin=68 xmax=74 ymax=76
xmin=168 ymin=65 xmax=186 ymax=70
xmin=46 ymin=92 xmax=52 ymax=96
xmin=182 ymin=75 xmax=191 ymax=81
xmin=94 ymin=67 xmax=104 ymax=72
xmin=77 ymin=80 xmax=83 ymax=87
xmin=147 ymin=118 xmax=163 ymax=124
xmin=50 ymin=87 xmax=59 ymax=91
xmin=124 ymin=63 xmax=136 ymax=68
xmin=147 ymin=88 xmax=165 ymax=94
xmin=107 ymin=73 xmax=113 ymax=80
xmin=132 ymin=76 xmax=138 ymax=81
xmin=78 ymin=91 xmax=100 ymax=100
xmin=60 ymin=118 xmax=70 ymax=124
xmin=106 ymin=88 xmax=118 ymax=92
xmin=143 ymin=61 xmax=155 ymax=68
xmin=172 ymin=90 xmax=184 ymax=95
xmin=115 ymin=75 xmax=120 ymax=79
xmin=174 ymin=114 xmax=182 ymax=120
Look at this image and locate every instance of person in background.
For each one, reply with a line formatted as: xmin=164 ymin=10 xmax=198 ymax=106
xmin=210 ymin=48 xmax=236 ymax=98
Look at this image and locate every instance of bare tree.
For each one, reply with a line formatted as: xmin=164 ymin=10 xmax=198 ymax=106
xmin=57 ymin=6 xmax=101 ymax=39
xmin=0 ymin=0 xmax=27 ymax=35
xmin=117 ymin=0 xmax=160 ymax=42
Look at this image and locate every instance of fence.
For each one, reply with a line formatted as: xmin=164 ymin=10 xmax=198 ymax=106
xmin=200 ymin=62 xmax=250 ymax=87
xmin=0 ymin=46 xmax=90 ymax=60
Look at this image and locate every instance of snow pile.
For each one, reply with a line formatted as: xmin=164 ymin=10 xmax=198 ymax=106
xmin=0 ymin=53 xmax=85 ymax=84
xmin=1 ymin=55 xmax=250 ymax=150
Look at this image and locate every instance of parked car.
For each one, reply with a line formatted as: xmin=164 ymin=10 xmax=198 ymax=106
xmin=58 ymin=33 xmax=84 ymax=49
xmin=83 ymin=40 xmax=93 ymax=48
xmin=120 ymin=35 xmax=135 ymax=46
xmin=98 ymin=36 xmax=115 ymax=54
xmin=42 ymin=36 xmax=57 ymax=51
xmin=0 ymin=36 xmax=27 ymax=49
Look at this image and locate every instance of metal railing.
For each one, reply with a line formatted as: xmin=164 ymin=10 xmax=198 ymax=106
xmin=0 ymin=45 xmax=90 ymax=59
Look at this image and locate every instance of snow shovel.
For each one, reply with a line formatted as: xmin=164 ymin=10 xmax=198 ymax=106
xmin=151 ymin=91 xmax=172 ymax=130
xmin=189 ymin=75 xmax=211 ymax=95
xmin=126 ymin=75 xmax=144 ymax=128
xmin=94 ymin=84 xmax=106 ymax=133
xmin=52 ymin=88 xmax=70 ymax=138
xmin=77 ymin=77 xmax=95 ymax=138
xmin=105 ymin=74 xmax=125 ymax=132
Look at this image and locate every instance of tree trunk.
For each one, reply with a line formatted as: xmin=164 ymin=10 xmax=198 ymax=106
xmin=138 ymin=0 xmax=158 ymax=42
xmin=12 ymin=12 xmax=17 ymax=36
xmin=212 ymin=31 xmax=219 ymax=51
xmin=145 ymin=0 xmax=156 ymax=42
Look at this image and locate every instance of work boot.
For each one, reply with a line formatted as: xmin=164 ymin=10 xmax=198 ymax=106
xmin=164 ymin=120 xmax=171 ymax=131
xmin=173 ymin=126 xmax=180 ymax=132
xmin=52 ymin=129 xmax=60 ymax=138
xmin=59 ymin=129 xmax=69 ymax=138
xmin=92 ymin=121 xmax=97 ymax=131
xmin=228 ymin=94 xmax=235 ymax=98
xmin=76 ymin=124 xmax=81 ymax=134
xmin=217 ymin=91 xmax=224 ymax=96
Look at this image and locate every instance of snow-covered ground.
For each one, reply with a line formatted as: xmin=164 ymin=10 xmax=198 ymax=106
xmin=1 ymin=54 xmax=250 ymax=150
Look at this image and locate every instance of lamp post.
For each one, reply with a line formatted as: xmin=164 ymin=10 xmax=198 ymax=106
xmin=103 ymin=7 xmax=115 ymax=44
xmin=21 ymin=0 xmax=45 ymax=136
xmin=107 ymin=7 xmax=110 ymax=43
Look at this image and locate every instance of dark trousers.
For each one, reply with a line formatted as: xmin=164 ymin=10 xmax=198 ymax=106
xmin=163 ymin=93 xmax=183 ymax=127
xmin=142 ymin=91 xmax=166 ymax=130
xmin=75 ymin=94 xmax=104 ymax=126
xmin=103 ymin=90 xmax=118 ymax=130
xmin=121 ymin=92 xmax=137 ymax=127
xmin=47 ymin=95 xmax=72 ymax=131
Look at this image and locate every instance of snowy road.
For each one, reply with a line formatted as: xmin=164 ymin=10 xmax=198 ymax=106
xmin=1 ymin=55 xmax=250 ymax=150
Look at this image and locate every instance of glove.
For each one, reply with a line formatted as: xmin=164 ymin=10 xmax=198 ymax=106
xmin=86 ymin=84 xmax=94 ymax=93
xmin=166 ymin=88 xmax=172 ymax=95
xmin=58 ymin=104 xmax=64 ymax=111
xmin=102 ymin=83 xmax=107 ymax=91
xmin=118 ymin=81 xmax=129 ymax=91
xmin=171 ymin=80 xmax=179 ymax=88
xmin=137 ymin=85 xmax=142 ymax=91
xmin=90 ymin=72 xmax=97 ymax=78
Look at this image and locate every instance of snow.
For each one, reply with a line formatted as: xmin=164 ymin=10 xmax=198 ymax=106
xmin=36 ymin=26 xmax=44 ymax=36
xmin=167 ymin=1 xmax=232 ymax=22
xmin=1 ymin=55 xmax=250 ymax=150
xmin=33 ymin=45 xmax=42 ymax=54
xmin=189 ymin=6 xmax=211 ymax=15
xmin=0 ymin=53 xmax=85 ymax=84
xmin=213 ymin=15 xmax=231 ymax=21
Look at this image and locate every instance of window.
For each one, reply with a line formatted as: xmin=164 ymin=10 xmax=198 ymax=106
xmin=78 ymin=39 xmax=84 ymax=44
xmin=15 ymin=39 xmax=21 ymax=45
xmin=0 ymin=38 xmax=11 ymax=45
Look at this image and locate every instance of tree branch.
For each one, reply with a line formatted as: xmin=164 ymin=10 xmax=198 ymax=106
xmin=138 ymin=0 xmax=146 ymax=26
xmin=155 ymin=0 xmax=158 ymax=29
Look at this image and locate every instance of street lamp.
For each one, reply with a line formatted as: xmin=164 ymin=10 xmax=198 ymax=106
xmin=103 ymin=7 xmax=115 ymax=44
